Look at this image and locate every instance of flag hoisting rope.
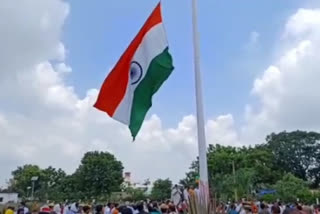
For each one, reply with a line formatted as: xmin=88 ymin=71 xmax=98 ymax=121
xmin=191 ymin=0 xmax=210 ymax=208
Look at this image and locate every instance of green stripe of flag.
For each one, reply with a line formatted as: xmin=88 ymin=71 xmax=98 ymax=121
xmin=129 ymin=47 xmax=174 ymax=139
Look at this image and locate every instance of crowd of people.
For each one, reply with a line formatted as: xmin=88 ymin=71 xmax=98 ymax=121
xmin=216 ymin=201 xmax=319 ymax=214
xmin=3 ymin=201 xmax=186 ymax=214
xmin=2 ymin=196 xmax=320 ymax=214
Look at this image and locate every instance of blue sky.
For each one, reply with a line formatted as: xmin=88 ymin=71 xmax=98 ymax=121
xmin=63 ymin=0 xmax=303 ymax=128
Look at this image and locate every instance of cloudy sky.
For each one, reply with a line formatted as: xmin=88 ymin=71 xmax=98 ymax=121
xmin=1 ymin=0 xmax=320 ymax=186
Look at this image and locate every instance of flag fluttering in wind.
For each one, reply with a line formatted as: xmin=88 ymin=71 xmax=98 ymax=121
xmin=94 ymin=3 xmax=174 ymax=140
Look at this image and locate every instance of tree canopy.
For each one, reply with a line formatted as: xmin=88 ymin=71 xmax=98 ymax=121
xmin=72 ymin=151 xmax=124 ymax=199
xmin=274 ymin=173 xmax=311 ymax=203
xmin=7 ymin=130 xmax=320 ymax=202
xmin=150 ymin=178 xmax=172 ymax=201
xmin=8 ymin=151 xmax=123 ymax=201
xmin=181 ymin=130 xmax=320 ymax=201
xmin=266 ymin=131 xmax=320 ymax=187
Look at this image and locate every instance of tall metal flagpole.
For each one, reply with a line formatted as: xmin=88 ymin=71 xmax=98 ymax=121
xmin=191 ymin=0 xmax=209 ymax=206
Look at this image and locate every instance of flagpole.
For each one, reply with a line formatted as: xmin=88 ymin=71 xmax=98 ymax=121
xmin=191 ymin=0 xmax=210 ymax=206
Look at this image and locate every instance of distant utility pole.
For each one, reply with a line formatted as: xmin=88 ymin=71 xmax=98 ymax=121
xmin=232 ymin=160 xmax=238 ymax=202
xmin=31 ymin=176 xmax=38 ymax=201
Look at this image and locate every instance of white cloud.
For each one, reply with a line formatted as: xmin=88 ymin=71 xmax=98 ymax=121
xmin=241 ymin=8 xmax=320 ymax=144
xmin=206 ymin=114 xmax=240 ymax=147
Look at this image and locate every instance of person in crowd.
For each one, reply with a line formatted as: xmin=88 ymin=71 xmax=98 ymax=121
xmin=259 ymin=203 xmax=270 ymax=214
xmin=39 ymin=205 xmax=52 ymax=214
xmin=63 ymin=204 xmax=70 ymax=214
xmin=252 ymin=202 xmax=258 ymax=214
xmin=53 ymin=204 xmax=62 ymax=214
xmin=302 ymin=204 xmax=313 ymax=214
xmin=67 ymin=203 xmax=79 ymax=214
xmin=236 ymin=201 xmax=243 ymax=213
xmin=314 ymin=205 xmax=320 ymax=214
xmin=5 ymin=206 xmax=14 ymax=214
xmin=48 ymin=204 xmax=55 ymax=213
xmin=168 ymin=204 xmax=177 ymax=214
xmin=183 ymin=187 xmax=190 ymax=204
xmin=31 ymin=203 xmax=40 ymax=214
xmin=20 ymin=202 xmax=29 ymax=214
xmin=95 ymin=205 xmax=103 ymax=214
xmin=188 ymin=186 xmax=195 ymax=198
xmin=218 ymin=203 xmax=226 ymax=214
xmin=282 ymin=205 xmax=291 ymax=214
xmin=272 ymin=202 xmax=281 ymax=214
xmin=171 ymin=185 xmax=182 ymax=207
xmin=120 ymin=208 xmax=133 ymax=214
xmin=136 ymin=203 xmax=148 ymax=214
xmin=131 ymin=204 xmax=139 ymax=214
xmin=111 ymin=204 xmax=119 ymax=214
xmin=228 ymin=204 xmax=239 ymax=214
xmin=124 ymin=202 xmax=135 ymax=214
xmin=82 ymin=206 xmax=91 ymax=214
xmin=149 ymin=202 xmax=161 ymax=214
xmin=160 ymin=204 xmax=169 ymax=214
xmin=237 ymin=202 xmax=246 ymax=214
xmin=104 ymin=203 xmax=111 ymax=214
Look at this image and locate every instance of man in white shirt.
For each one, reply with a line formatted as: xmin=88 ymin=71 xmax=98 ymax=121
xmin=104 ymin=203 xmax=111 ymax=214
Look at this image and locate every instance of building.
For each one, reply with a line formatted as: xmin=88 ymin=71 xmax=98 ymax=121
xmin=0 ymin=193 xmax=19 ymax=204
xmin=124 ymin=172 xmax=131 ymax=184
xmin=122 ymin=172 xmax=152 ymax=193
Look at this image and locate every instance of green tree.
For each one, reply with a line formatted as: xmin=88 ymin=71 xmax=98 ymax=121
xmin=10 ymin=165 xmax=67 ymax=200
xmin=72 ymin=151 xmax=124 ymax=200
xmin=207 ymin=144 xmax=281 ymax=199
xmin=182 ymin=143 xmax=283 ymax=200
xmin=151 ymin=178 xmax=172 ymax=201
xmin=10 ymin=165 xmax=42 ymax=197
xmin=38 ymin=167 xmax=67 ymax=201
xmin=180 ymin=160 xmax=199 ymax=188
xmin=274 ymin=173 xmax=311 ymax=203
xmin=266 ymin=131 xmax=320 ymax=187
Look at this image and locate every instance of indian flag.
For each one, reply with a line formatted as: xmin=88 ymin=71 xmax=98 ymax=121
xmin=94 ymin=3 xmax=174 ymax=140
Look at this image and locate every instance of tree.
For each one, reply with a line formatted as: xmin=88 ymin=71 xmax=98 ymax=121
xmin=151 ymin=178 xmax=172 ymax=201
xmin=72 ymin=151 xmax=124 ymax=199
xmin=274 ymin=173 xmax=312 ymax=203
xmin=266 ymin=131 xmax=320 ymax=187
xmin=38 ymin=167 xmax=67 ymax=201
xmin=182 ymin=143 xmax=284 ymax=200
xmin=207 ymin=144 xmax=281 ymax=199
xmin=180 ymin=160 xmax=199 ymax=188
xmin=9 ymin=165 xmax=67 ymax=200
xmin=10 ymin=165 xmax=42 ymax=197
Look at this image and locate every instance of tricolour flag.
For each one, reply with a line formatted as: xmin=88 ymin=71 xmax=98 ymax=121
xmin=94 ymin=3 xmax=174 ymax=140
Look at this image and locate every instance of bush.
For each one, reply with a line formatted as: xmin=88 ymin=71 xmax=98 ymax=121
xmin=260 ymin=194 xmax=277 ymax=203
